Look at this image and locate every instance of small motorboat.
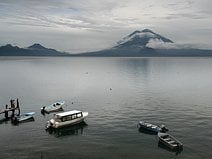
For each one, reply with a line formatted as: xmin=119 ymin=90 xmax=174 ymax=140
xmin=41 ymin=101 xmax=65 ymax=113
xmin=138 ymin=121 xmax=168 ymax=134
xmin=12 ymin=112 xmax=35 ymax=123
xmin=46 ymin=110 xmax=88 ymax=129
xmin=158 ymin=132 xmax=183 ymax=150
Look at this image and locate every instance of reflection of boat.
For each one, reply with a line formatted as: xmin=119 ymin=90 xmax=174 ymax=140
xmin=158 ymin=132 xmax=183 ymax=150
xmin=0 ymin=118 xmax=9 ymax=124
xmin=46 ymin=121 xmax=87 ymax=137
xmin=12 ymin=112 xmax=35 ymax=123
xmin=138 ymin=121 xmax=168 ymax=134
xmin=41 ymin=101 xmax=65 ymax=113
xmin=46 ymin=110 xmax=88 ymax=129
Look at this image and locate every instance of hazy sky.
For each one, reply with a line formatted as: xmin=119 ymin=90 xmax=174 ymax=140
xmin=0 ymin=0 xmax=212 ymax=53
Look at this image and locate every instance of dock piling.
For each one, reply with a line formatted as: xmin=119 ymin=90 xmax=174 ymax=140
xmin=0 ymin=98 xmax=21 ymax=119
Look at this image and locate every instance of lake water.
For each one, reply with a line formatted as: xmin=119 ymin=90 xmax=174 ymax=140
xmin=0 ymin=57 xmax=212 ymax=159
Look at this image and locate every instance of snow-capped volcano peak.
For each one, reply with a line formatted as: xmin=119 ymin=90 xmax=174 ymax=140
xmin=127 ymin=29 xmax=155 ymax=37
xmin=116 ymin=29 xmax=173 ymax=48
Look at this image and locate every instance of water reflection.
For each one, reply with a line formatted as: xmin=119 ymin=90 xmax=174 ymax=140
xmin=116 ymin=58 xmax=150 ymax=88
xmin=46 ymin=121 xmax=88 ymax=137
xmin=0 ymin=116 xmax=35 ymax=125
xmin=0 ymin=118 xmax=9 ymax=125
xmin=11 ymin=117 xmax=35 ymax=125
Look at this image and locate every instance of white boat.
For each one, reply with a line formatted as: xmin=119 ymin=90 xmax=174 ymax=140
xmin=158 ymin=132 xmax=183 ymax=150
xmin=138 ymin=121 xmax=168 ymax=133
xmin=46 ymin=110 xmax=88 ymax=129
xmin=41 ymin=101 xmax=65 ymax=113
xmin=12 ymin=112 xmax=35 ymax=123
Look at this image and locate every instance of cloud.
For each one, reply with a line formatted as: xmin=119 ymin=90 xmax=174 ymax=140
xmin=1 ymin=0 xmax=209 ymax=31
xmin=145 ymin=39 xmax=200 ymax=50
xmin=146 ymin=39 xmax=179 ymax=49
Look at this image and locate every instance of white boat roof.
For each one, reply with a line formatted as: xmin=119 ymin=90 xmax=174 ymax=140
xmin=56 ymin=110 xmax=82 ymax=117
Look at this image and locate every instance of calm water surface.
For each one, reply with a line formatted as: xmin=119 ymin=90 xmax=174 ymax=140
xmin=0 ymin=57 xmax=212 ymax=159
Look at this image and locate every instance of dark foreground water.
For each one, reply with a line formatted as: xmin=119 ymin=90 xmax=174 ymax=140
xmin=0 ymin=57 xmax=212 ymax=159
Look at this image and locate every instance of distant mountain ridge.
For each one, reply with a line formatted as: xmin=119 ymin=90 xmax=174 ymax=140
xmin=77 ymin=29 xmax=212 ymax=57
xmin=0 ymin=43 xmax=68 ymax=56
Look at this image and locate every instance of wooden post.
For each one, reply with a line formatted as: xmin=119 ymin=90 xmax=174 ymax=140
xmin=16 ymin=98 xmax=20 ymax=116
xmin=11 ymin=109 xmax=15 ymax=118
xmin=4 ymin=105 xmax=8 ymax=119
xmin=16 ymin=98 xmax=19 ymax=108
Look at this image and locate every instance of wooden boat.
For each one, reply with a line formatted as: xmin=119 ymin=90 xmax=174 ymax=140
xmin=158 ymin=132 xmax=183 ymax=150
xmin=46 ymin=110 xmax=88 ymax=129
xmin=41 ymin=101 xmax=65 ymax=113
xmin=138 ymin=121 xmax=168 ymax=134
xmin=12 ymin=112 xmax=35 ymax=123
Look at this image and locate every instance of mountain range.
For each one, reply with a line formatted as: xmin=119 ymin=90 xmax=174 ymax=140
xmin=0 ymin=43 xmax=68 ymax=56
xmin=1 ymin=29 xmax=212 ymax=56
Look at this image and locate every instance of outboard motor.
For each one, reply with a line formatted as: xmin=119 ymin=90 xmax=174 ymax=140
xmin=160 ymin=124 xmax=169 ymax=132
xmin=41 ymin=106 xmax=46 ymax=114
xmin=46 ymin=121 xmax=52 ymax=129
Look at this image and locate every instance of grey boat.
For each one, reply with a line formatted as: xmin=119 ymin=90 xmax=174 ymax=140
xmin=158 ymin=132 xmax=183 ymax=150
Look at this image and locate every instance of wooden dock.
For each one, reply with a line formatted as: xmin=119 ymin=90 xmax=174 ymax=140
xmin=0 ymin=99 xmax=20 ymax=118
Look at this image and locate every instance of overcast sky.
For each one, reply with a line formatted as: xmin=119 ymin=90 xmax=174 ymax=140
xmin=0 ymin=0 xmax=212 ymax=53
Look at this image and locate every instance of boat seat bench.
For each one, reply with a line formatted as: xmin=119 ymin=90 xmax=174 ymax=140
xmin=172 ymin=144 xmax=178 ymax=147
xmin=147 ymin=124 xmax=152 ymax=127
xmin=168 ymin=141 xmax=176 ymax=144
xmin=164 ymin=138 xmax=171 ymax=141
